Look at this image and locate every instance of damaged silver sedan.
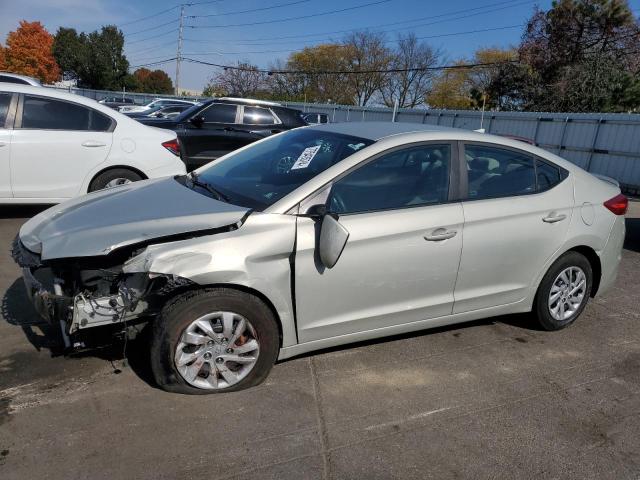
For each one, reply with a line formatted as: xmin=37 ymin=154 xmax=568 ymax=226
xmin=13 ymin=122 xmax=626 ymax=394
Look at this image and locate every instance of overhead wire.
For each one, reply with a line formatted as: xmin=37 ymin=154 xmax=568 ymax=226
xmin=183 ymin=0 xmax=531 ymax=43
xmin=188 ymin=0 xmax=392 ymax=29
xmin=189 ymin=0 xmax=313 ymax=18
xmin=181 ymin=56 xmax=521 ymax=74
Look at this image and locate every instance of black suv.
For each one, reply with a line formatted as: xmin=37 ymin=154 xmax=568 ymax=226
xmin=137 ymin=97 xmax=307 ymax=170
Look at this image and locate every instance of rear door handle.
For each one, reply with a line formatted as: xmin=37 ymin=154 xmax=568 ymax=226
xmin=424 ymin=228 xmax=457 ymax=241
xmin=82 ymin=141 xmax=107 ymax=147
xmin=542 ymin=213 xmax=567 ymax=223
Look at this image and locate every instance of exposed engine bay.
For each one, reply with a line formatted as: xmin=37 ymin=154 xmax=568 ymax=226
xmin=12 ymin=235 xmax=197 ymax=350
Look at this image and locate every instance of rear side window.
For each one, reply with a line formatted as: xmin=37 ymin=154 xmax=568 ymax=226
xmin=21 ymin=95 xmax=113 ymax=131
xmin=536 ymin=159 xmax=561 ymax=191
xmin=0 ymin=93 xmax=12 ymax=127
xmin=243 ymin=106 xmax=276 ymax=125
xmin=329 ymin=144 xmax=451 ymax=214
xmin=201 ymin=103 xmax=237 ymax=123
xmin=465 ymin=145 xmax=535 ymax=200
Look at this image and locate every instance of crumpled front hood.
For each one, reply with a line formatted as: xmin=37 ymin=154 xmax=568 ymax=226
xmin=20 ymin=177 xmax=251 ymax=260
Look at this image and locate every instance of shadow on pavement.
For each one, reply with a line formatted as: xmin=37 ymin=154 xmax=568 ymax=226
xmin=624 ymin=217 xmax=639 ymax=253
xmin=0 ymin=205 xmax=51 ymax=219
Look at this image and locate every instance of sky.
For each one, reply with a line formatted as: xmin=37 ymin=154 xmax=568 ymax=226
xmin=1 ymin=0 xmax=640 ymax=92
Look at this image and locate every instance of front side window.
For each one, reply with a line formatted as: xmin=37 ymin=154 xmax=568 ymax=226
xmin=328 ymin=144 xmax=451 ymax=214
xmin=201 ymin=103 xmax=237 ymax=123
xmin=189 ymin=129 xmax=374 ymax=210
xmin=243 ymin=106 xmax=276 ymax=125
xmin=21 ymin=95 xmax=112 ymax=131
xmin=0 ymin=93 xmax=12 ymax=127
xmin=465 ymin=145 xmax=535 ymax=200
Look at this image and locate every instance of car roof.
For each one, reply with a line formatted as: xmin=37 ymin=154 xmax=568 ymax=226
xmin=218 ymin=97 xmax=281 ymax=106
xmin=0 ymin=84 xmax=112 ymax=108
xmin=306 ymin=121 xmax=462 ymax=140
xmin=0 ymin=71 xmax=42 ymax=86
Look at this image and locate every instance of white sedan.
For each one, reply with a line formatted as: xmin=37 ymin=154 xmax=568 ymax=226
xmin=118 ymin=98 xmax=197 ymax=114
xmin=0 ymin=85 xmax=186 ymax=204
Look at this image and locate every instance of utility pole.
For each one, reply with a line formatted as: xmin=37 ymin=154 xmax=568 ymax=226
xmin=175 ymin=4 xmax=185 ymax=96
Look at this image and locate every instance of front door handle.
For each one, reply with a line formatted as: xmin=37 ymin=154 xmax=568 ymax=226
xmin=424 ymin=228 xmax=457 ymax=241
xmin=542 ymin=213 xmax=567 ymax=223
xmin=82 ymin=141 xmax=107 ymax=148
xmin=0 ymin=141 xmax=7 ymax=147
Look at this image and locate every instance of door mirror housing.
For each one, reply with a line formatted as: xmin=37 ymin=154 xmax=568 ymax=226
xmin=318 ymin=214 xmax=349 ymax=269
xmin=189 ymin=115 xmax=205 ymax=127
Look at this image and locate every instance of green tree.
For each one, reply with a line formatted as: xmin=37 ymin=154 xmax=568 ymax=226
xmin=518 ymin=0 xmax=640 ymax=111
xmin=52 ymin=27 xmax=85 ymax=81
xmin=52 ymin=25 xmax=129 ymax=89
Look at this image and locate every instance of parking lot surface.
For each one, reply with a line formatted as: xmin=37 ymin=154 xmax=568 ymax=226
xmin=1 ymin=203 xmax=639 ymax=480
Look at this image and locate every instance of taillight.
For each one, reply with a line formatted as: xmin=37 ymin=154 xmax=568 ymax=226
xmin=162 ymin=138 xmax=180 ymax=156
xmin=603 ymin=194 xmax=628 ymax=215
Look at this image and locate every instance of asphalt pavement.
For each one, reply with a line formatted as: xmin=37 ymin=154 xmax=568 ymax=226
xmin=0 ymin=202 xmax=639 ymax=480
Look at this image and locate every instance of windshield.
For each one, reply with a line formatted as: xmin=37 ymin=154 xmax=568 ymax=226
xmin=188 ymin=129 xmax=374 ymax=210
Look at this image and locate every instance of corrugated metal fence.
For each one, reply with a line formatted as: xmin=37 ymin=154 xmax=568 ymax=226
xmin=49 ymin=86 xmax=640 ymax=193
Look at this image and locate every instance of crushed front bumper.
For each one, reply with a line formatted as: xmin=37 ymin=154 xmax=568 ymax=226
xmin=21 ymin=266 xmax=73 ymax=324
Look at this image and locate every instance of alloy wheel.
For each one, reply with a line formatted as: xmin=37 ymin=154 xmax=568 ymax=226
xmin=104 ymin=178 xmax=132 ymax=188
xmin=174 ymin=311 xmax=260 ymax=390
xmin=548 ymin=266 xmax=587 ymax=321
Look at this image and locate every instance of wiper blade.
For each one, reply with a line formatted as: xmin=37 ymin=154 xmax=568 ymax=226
xmin=188 ymin=172 xmax=230 ymax=203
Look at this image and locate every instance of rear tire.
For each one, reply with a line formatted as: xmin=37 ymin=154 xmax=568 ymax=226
xmin=150 ymin=288 xmax=280 ymax=395
xmin=89 ymin=168 xmax=143 ymax=192
xmin=534 ymin=251 xmax=592 ymax=331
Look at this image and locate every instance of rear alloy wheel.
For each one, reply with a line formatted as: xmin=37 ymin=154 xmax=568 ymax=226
xmin=89 ymin=168 xmax=143 ymax=192
xmin=150 ymin=288 xmax=280 ymax=394
xmin=534 ymin=251 xmax=592 ymax=331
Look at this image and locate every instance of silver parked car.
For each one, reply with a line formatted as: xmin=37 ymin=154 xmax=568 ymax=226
xmin=13 ymin=122 xmax=627 ymax=394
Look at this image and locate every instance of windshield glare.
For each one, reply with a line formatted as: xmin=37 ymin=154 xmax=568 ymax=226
xmin=193 ymin=129 xmax=373 ymax=210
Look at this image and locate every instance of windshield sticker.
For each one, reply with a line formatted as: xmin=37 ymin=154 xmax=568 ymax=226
xmin=348 ymin=143 xmax=366 ymax=151
xmin=291 ymin=145 xmax=321 ymax=170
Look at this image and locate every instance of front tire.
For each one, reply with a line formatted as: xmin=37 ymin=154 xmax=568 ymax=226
xmin=150 ymin=288 xmax=280 ymax=394
xmin=534 ymin=251 xmax=592 ymax=331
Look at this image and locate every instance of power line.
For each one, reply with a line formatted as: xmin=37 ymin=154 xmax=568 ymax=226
xmin=127 ymin=29 xmax=180 ymax=45
xmin=189 ymin=0 xmax=313 ymax=18
xmin=182 ymin=56 xmax=520 ymax=74
xmin=188 ymin=0 xmax=391 ymax=28
xmin=184 ymin=24 xmax=524 ymax=49
xmin=184 ymin=0 xmax=529 ymax=42
xmin=125 ymin=19 xmax=178 ymax=37
xmin=131 ymin=57 xmax=178 ymax=69
xmin=118 ymin=5 xmax=179 ymax=27
xmin=127 ymin=40 xmax=178 ymax=56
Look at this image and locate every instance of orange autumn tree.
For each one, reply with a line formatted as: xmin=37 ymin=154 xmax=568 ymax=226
xmin=4 ymin=21 xmax=60 ymax=83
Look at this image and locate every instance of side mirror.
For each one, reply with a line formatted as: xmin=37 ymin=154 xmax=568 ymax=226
xmin=189 ymin=115 xmax=205 ymax=127
xmin=318 ymin=214 xmax=349 ymax=269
